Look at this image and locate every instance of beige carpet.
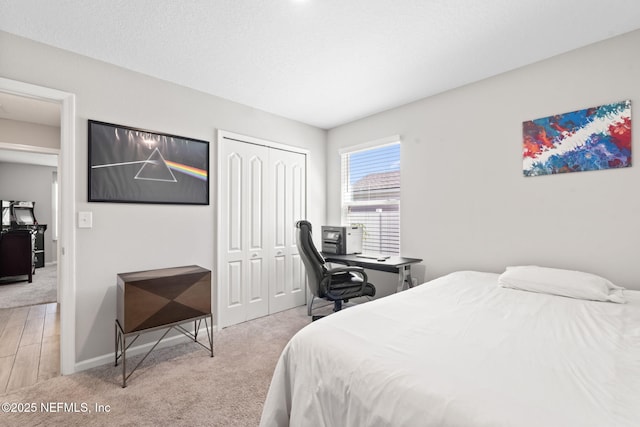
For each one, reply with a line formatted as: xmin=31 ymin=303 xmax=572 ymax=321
xmin=0 ymin=264 xmax=57 ymax=309
xmin=0 ymin=305 xmax=311 ymax=427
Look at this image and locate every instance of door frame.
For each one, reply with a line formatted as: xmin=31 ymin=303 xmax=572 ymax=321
xmin=0 ymin=78 xmax=77 ymax=375
xmin=216 ymin=130 xmax=309 ymax=329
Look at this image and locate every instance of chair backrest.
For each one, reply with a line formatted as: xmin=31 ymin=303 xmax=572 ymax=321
xmin=295 ymin=220 xmax=326 ymax=298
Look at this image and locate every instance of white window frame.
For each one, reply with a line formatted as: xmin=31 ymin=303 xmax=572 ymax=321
xmin=340 ymin=135 xmax=401 ymax=255
xmin=51 ymin=170 xmax=59 ymax=241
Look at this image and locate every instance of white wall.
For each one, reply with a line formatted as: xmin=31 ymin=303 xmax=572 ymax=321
xmin=0 ymin=162 xmax=57 ymax=264
xmin=328 ymin=29 xmax=640 ymax=290
xmin=0 ymin=31 xmax=327 ymax=365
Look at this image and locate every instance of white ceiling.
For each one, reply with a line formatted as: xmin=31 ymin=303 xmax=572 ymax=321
xmin=1 ymin=0 xmax=640 ymax=129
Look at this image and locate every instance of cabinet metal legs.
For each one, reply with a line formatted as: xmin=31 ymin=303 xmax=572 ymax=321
xmin=114 ymin=314 xmax=214 ymax=388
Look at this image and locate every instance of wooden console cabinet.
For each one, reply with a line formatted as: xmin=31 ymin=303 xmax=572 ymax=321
xmin=117 ymin=265 xmax=211 ymax=333
xmin=115 ymin=265 xmax=213 ymax=387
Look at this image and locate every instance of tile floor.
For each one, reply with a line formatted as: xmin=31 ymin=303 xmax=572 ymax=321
xmin=0 ymin=302 xmax=60 ymax=394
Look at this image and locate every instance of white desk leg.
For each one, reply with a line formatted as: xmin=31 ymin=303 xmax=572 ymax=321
xmin=396 ymin=265 xmax=414 ymax=292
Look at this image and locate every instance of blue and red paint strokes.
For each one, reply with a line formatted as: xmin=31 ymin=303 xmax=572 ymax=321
xmin=522 ymin=100 xmax=631 ymax=176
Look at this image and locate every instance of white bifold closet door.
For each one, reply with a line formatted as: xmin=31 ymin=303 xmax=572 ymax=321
xmin=219 ymin=134 xmax=307 ymax=328
xmin=268 ymin=149 xmax=307 ymax=314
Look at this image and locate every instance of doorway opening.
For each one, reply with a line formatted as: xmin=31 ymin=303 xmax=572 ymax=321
xmin=0 ymin=78 xmax=77 ymax=384
xmin=0 ymin=134 xmax=60 ymax=391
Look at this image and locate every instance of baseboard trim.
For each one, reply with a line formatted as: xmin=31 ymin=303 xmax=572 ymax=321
xmin=73 ymin=324 xmax=214 ymax=373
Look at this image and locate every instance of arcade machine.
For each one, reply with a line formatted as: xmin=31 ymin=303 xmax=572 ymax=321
xmin=0 ymin=201 xmax=47 ymax=280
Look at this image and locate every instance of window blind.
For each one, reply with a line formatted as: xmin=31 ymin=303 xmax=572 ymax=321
xmin=341 ymin=141 xmax=400 ymax=255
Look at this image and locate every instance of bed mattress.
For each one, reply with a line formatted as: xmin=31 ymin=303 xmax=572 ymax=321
xmin=260 ymin=271 xmax=640 ymax=426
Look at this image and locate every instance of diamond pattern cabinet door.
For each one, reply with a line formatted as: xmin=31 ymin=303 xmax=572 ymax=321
xmin=117 ymin=266 xmax=211 ymax=334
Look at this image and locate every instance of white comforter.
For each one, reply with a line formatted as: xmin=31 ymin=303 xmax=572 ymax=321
xmin=260 ymin=271 xmax=640 ymax=427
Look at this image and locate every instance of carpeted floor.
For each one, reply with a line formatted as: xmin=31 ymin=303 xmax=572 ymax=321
xmin=0 ymin=305 xmax=312 ymax=427
xmin=0 ymin=264 xmax=57 ymax=309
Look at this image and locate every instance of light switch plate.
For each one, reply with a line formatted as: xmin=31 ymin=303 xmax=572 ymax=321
xmin=78 ymin=211 xmax=93 ymax=228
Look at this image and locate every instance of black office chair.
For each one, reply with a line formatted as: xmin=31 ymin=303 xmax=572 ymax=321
xmin=295 ymin=220 xmax=375 ymax=320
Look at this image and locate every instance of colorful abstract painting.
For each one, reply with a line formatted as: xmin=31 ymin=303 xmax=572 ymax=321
xmin=523 ymin=100 xmax=631 ymax=176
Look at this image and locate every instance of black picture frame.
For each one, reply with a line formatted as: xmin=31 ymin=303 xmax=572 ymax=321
xmin=88 ymin=120 xmax=209 ymax=205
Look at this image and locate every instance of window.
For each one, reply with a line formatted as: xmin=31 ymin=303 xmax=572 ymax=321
xmin=52 ymin=171 xmax=59 ymax=241
xmin=340 ymin=137 xmax=400 ymax=256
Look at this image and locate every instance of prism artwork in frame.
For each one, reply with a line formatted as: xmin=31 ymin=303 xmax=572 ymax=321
xmin=88 ymin=120 xmax=209 ymax=204
xmin=522 ymin=100 xmax=631 ymax=176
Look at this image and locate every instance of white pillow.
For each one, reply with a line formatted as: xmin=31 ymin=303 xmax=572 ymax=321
xmin=498 ymin=266 xmax=626 ymax=303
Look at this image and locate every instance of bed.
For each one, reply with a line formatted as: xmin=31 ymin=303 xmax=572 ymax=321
xmin=260 ymin=269 xmax=640 ymax=427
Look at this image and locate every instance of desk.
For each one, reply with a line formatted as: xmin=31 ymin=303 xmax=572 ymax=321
xmin=322 ymin=253 xmax=423 ymax=293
